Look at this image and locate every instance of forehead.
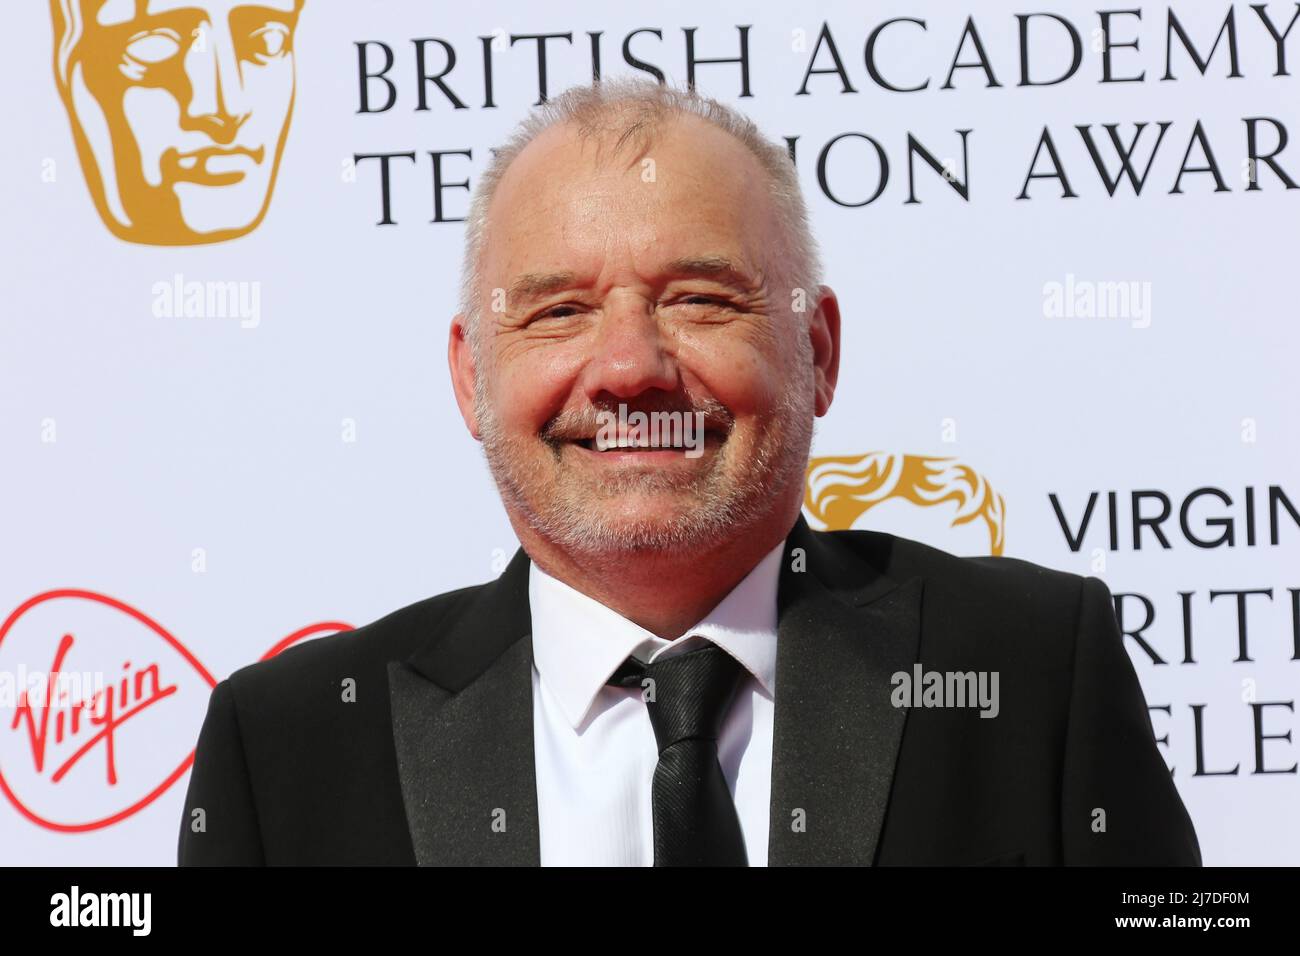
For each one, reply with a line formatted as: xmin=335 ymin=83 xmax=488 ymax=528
xmin=91 ymin=0 xmax=297 ymax=25
xmin=482 ymin=114 xmax=784 ymax=284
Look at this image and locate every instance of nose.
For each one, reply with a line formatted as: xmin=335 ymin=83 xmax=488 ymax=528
xmin=181 ymin=21 xmax=251 ymax=144
xmin=579 ymin=296 xmax=679 ymax=402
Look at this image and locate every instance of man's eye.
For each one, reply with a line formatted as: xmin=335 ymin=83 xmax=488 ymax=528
xmin=247 ymin=23 xmax=291 ymax=61
xmin=676 ymin=295 xmax=731 ymax=308
xmin=536 ymin=304 xmax=582 ymax=321
xmin=123 ymin=29 xmax=182 ymax=66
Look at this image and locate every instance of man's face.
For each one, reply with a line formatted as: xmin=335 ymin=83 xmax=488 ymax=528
xmin=53 ymin=0 xmax=300 ymax=244
xmin=460 ymin=115 xmax=827 ymax=557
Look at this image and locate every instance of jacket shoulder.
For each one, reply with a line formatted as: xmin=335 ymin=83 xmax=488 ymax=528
xmin=820 ymin=527 xmax=1096 ymax=653
xmin=825 ymin=526 xmax=1087 ymax=597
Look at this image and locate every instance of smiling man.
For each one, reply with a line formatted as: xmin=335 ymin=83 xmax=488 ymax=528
xmin=179 ymin=79 xmax=1201 ymax=867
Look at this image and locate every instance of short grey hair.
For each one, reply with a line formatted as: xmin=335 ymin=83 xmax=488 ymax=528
xmin=457 ymin=78 xmax=823 ymax=355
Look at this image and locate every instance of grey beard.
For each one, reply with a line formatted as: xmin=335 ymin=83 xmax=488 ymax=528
xmin=474 ymin=374 xmax=815 ymax=558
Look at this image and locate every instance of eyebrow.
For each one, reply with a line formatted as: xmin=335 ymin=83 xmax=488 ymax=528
xmin=664 ymin=256 xmax=762 ymax=292
xmin=505 ymin=256 xmax=760 ymax=307
xmin=507 ymin=271 xmax=578 ymax=306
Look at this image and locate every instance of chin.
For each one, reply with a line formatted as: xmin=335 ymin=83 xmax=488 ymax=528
xmin=548 ymin=505 xmax=730 ymax=556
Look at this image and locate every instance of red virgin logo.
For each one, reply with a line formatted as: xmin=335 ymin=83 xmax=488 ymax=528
xmin=0 ymin=589 xmax=350 ymax=832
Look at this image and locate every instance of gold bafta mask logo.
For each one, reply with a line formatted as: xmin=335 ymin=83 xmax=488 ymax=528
xmin=806 ymin=452 xmax=1007 ymax=556
xmin=50 ymin=0 xmax=302 ymax=245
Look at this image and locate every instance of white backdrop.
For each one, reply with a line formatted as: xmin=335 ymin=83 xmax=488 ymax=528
xmin=1 ymin=0 xmax=1296 ymax=865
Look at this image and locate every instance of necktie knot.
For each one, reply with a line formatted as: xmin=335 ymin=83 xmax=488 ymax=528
xmin=610 ymin=643 xmax=745 ymax=753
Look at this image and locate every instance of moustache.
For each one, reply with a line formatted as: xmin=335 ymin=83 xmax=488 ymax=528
xmin=539 ymin=397 xmax=734 ymax=444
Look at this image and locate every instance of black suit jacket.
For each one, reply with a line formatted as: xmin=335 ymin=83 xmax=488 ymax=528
xmin=177 ymin=515 xmax=1201 ymax=866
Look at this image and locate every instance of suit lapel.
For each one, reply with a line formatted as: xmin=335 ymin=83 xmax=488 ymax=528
xmin=767 ymin=517 xmax=924 ymax=865
xmin=389 ymin=547 xmax=541 ymax=865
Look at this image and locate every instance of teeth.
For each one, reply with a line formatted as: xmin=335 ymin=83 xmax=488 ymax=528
xmin=592 ymin=434 xmax=687 ymax=452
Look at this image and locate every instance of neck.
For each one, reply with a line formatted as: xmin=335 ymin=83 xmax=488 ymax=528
xmin=516 ymin=510 xmax=799 ymax=640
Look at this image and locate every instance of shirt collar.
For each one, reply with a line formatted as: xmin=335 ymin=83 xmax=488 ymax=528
xmin=529 ymin=538 xmax=785 ymax=730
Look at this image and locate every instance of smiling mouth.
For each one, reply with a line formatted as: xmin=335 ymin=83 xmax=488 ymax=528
xmin=556 ymin=427 xmax=730 ymax=464
xmin=542 ymin=404 xmax=734 ymax=461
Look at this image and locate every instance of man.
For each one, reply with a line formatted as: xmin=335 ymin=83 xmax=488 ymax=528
xmin=50 ymin=0 xmax=302 ymax=245
xmin=178 ymin=79 xmax=1201 ymax=866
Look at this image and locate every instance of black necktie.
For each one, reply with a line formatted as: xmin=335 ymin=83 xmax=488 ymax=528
xmin=607 ymin=643 xmax=749 ymax=866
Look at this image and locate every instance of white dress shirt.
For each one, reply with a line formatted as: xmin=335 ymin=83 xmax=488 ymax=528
xmin=529 ymin=539 xmax=784 ymax=866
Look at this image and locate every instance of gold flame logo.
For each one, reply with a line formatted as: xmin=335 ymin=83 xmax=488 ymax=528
xmin=805 ymin=452 xmax=1006 ymax=556
xmin=50 ymin=0 xmax=302 ymax=245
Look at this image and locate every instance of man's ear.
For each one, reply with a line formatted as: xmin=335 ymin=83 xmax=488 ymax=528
xmin=448 ymin=312 xmax=482 ymax=440
xmin=808 ymin=285 xmax=841 ymax=417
